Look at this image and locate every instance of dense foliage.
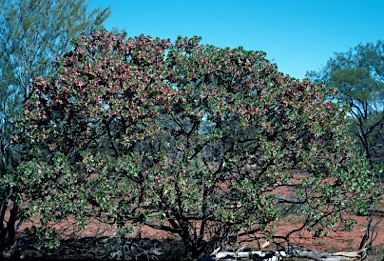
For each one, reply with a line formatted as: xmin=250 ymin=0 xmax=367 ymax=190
xmin=0 ymin=0 xmax=110 ymax=255
xmin=12 ymin=31 xmax=377 ymax=258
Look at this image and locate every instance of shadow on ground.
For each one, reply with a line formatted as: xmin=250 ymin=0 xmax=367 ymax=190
xmin=8 ymin=236 xmax=189 ymax=260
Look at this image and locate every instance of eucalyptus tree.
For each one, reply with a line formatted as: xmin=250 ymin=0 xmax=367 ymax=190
xmin=306 ymin=40 xmax=384 ymax=166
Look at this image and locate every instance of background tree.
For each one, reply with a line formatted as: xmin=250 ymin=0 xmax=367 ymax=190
xmin=0 ymin=0 xmax=110 ymax=255
xmin=15 ymin=31 xmax=377 ymax=259
xmin=306 ymin=40 xmax=384 ymax=166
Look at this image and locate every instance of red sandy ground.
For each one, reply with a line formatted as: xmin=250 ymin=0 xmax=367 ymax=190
xmin=10 ymin=172 xmax=384 ymax=254
xmin=13 ymin=203 xmax=384 ymax=255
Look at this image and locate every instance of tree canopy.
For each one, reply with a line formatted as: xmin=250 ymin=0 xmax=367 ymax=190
xmin=0 ymin=0 xmax=110 ymax=173
xmin=13 ymin=31 xmax=377 ymax=259
xmin=0 ymin=0 xmax=110 ymax=255
xmin=306 ymin=40 xmax=384 ymax=167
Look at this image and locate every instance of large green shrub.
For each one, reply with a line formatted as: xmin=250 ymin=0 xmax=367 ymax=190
xmin=13 ymin=31 xmax=377 ymax=258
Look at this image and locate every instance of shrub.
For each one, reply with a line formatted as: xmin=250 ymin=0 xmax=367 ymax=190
xmin=13 ymin=31 xmax=377 ymax=259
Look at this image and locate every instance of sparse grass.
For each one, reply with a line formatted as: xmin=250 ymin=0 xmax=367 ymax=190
xmin=282 ymin=244 xmax=384 ymax=260
xmin=365 ymin=243 xmax=384 ymax=261
xmin=9 ymin=236 xmax=190 ymax=260
xmin=7 ymin=236 xmax=384 ymax=260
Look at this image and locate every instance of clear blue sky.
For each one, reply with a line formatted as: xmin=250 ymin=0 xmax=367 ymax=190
xmin=89 ymin=0 xmax=384 ymax=80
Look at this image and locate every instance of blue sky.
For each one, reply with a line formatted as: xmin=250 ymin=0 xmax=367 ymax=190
xmin=89 ymin=0 xmax=384 ymax=80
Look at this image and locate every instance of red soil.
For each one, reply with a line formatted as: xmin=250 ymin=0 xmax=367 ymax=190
xmin=12 ymin=204 xmax=384 ymax=254
xmin=9 ymin=173 xmax=384 ymax=254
